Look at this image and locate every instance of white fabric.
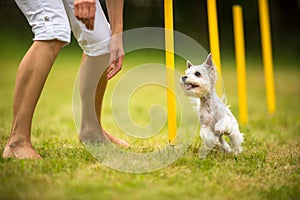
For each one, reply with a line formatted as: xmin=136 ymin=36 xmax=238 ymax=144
xmin=15 ymin=0 xmax=111 ymax=56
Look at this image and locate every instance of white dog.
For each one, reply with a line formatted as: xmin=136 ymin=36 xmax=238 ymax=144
xmin=180 ymin=54 xmax=244 ymax=158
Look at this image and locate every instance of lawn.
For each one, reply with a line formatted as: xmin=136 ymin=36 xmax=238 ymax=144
xmin=0 ymin=43 xmax=299 ymax=199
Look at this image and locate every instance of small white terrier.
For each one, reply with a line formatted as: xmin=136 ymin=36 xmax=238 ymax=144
xmin=180 ymin=54 xmax=244 ymax=158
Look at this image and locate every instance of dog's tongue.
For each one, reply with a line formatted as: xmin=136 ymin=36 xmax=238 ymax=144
xmin=185 ymin=84 xmax=192 ymax=90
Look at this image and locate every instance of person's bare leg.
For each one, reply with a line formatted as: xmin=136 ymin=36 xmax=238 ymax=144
xmin=79 ymin=54 xmax=128 ymax=146
xmin=78 ymin=54 xmax=109 ymax=143
xmin=94 ymin=63 xmax=129 ymax=147
xmin=2 ymin=40 xmax=65 ymax=159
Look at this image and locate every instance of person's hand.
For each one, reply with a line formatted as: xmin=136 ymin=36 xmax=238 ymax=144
xmin=107 ymin=33 xmax=124 ymax=80
xmin=74 ymin=0 xmax=96 ymax=30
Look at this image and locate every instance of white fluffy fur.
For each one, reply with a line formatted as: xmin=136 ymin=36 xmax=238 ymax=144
xmin=180 ymin=54 xmax=244 ymax=159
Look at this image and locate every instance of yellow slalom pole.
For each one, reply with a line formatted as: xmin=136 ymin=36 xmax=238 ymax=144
xmin=164 ymin=0 xmax=176 ymax=145
xmin=207 ymin=0 xmax=222 ymax=96
xmin=232 ymin=5 xmax=248 ymax=125
xmin=258 ymin=0 xmax=276 ymax=114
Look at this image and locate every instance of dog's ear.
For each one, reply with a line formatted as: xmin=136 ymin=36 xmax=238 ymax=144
xmin=204 ymin=53 xmax=213 ymax=67
xmin=205 ymin=53 xmax=217 ymax=84
xmin=187 ymin=60 xmax=193 ymax=68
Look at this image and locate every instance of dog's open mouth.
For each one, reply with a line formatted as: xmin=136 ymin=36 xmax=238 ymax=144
xmin=184 ymin=83 xmax=198 ymax=90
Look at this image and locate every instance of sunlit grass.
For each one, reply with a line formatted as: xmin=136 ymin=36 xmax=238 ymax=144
xmin=0 ymin=47 xmax=299 ymax=199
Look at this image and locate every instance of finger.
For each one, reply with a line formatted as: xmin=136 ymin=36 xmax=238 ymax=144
xmin=107 ymin=50 xmax=117 ymax=76
xmin=107 ymin=63 xmax=115 ymax=74
xmin=87 ymin=16 xmax=95 ymax=30
xmin=107 ymin=56 xmax=123 ymax=80
xmin=107 ymin=66 xmax=121 ymax=80
xmin=89 ymin=1 xmax=96 ymax=19
xmin=82 ymin=2 xmax=89 ymax=19
xmin=74 ymin=3 xmax=80 ymax=19
xmin=78 ymin=3 xmax=84 ymax=20
xmin=87 ymin=3 xmax=96 ymax=30
xmin=115 ymin=55 xmax=124 ymax=69
xmin=82 ymin=19 xmax=89 ymax=29
xmin=87 ymin=19 xmax=94 ymax=30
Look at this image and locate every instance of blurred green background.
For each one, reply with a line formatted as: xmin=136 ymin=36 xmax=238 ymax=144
xmin=0 ymin=0 xmax=299 ymax=63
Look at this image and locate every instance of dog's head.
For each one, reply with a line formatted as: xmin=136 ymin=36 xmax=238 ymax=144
xmin=180 ymin=54 xmax=217 ymax=98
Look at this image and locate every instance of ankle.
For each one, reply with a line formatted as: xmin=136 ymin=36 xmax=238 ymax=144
xmin=80 ymin=124 xmax=103 ymax=134
xmin=7 ymin=137 xmax=32 ymax=149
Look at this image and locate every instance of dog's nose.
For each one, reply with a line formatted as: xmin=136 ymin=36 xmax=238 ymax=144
xmin=182 ymin=76 xmax=187 ymax=82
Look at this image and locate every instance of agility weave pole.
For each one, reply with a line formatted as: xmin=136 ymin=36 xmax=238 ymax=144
xmin=208 ymin=0 xmax=275 ymax=124
xmin=207 ymin=0 xmax=222 ymax=96
xmin=233 ymin=5 xmax=248 ymax=125
xmin=164 ymin=0 xmax=177 ymax=145
xmin=232 ymin=0 xmax=276 ymax=122
xmin=258 ymin=0 xmax=276 ymax=114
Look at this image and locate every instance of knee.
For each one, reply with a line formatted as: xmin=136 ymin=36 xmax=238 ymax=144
xmin=36 ymin=40 xmax=65 ymax=57
xmin=47 ymin=40 xmax=66 ymax=56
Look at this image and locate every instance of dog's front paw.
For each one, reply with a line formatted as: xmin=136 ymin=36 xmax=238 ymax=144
xmin=215 ymin=116 xmax=235 ymax=136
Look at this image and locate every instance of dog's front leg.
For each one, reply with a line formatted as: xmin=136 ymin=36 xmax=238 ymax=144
xmin=214 ymin=117 xmax=230 ymax=135
xmin=199 ymin=126 xmax=218 ymax=159
xmin=229 ymin=130 xmax=244 ymax=154
xmin=215 ymin=117 xmax=232 ymax=153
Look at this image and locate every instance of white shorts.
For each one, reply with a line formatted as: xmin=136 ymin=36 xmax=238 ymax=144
xmin=15 ymin=0 xmax=111 ymax=56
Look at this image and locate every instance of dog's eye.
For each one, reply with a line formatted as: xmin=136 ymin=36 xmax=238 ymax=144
xmin=195 ymin=72 xmax=201 ymax=77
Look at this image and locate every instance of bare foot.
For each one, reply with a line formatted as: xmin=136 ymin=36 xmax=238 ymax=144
xmin=79 ymin=129 xmax=107 ymax=144
xmin=79 ymin=128 xmax=129 ymax=147
xmin=2 ymin=144 xmax=42 ymax=159
xmin=102 ymin=129 xmax=129 ymax=148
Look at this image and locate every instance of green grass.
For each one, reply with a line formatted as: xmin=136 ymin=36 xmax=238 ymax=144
xmin=0 ymin=46 xmax=299 ymax=200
